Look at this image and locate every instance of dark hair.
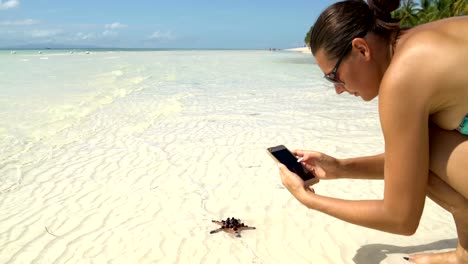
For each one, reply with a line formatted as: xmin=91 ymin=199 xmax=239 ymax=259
xmin=309 ymin=0 xmax=401 ymax=60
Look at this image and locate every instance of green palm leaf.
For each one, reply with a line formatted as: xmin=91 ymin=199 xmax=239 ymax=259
xmin=453 ymin=0 xmax=467 ymax=15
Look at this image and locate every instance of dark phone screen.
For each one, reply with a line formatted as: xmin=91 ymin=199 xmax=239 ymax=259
xmin=270 ymin=148 xmax=315 ymax=181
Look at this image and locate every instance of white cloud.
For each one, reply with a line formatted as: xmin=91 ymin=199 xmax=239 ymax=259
xmin=0 ymin=0 xmax=19 ymax=10
xmin=105 ymin=22 xmax=127 ymax=30
xmin=30 ymin=29 xmax=61 ymax=38
xmin=0 ymin=19 xmax=39 ymax=26
xmin=102 ymin=22 xmax=125 ymax=38
xmin=148 ymin=31 xmax=175 ymax=41
xmin=102 ymin=30 xmax=118 ymax=37
xmin=75 ymin=32 xmax=95 ymax=40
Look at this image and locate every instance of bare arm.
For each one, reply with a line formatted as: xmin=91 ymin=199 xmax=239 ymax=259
xmin=289 ymin=87 xmax=428 ymax=235
xmin=292 ymin=150 xmax=384 ymax=180
xmin=281 ymin=46 xmax=432 ymax=235
xmin=338 ymin=154 xmax=385 ymax=180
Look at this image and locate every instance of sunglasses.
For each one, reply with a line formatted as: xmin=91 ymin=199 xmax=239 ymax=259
xmin=323 ymin=44 xmax=352 ymax=85
xmin=323 ymin=32 xmax=367 ymax=86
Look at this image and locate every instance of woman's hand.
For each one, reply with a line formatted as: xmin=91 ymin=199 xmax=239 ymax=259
xmin=278 ymin=164 xmax=313 ymax=198
xmin=291 ymin=149 xmax=342 ymax=180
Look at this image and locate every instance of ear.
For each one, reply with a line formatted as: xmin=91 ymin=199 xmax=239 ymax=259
xmin=351 ymin=38 xmax=371 ymax=61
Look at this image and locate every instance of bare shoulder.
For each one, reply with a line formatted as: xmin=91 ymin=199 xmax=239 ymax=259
xmin=399 ymin=16 xmax=468 ymax=49
xmin=392 ymin=16 xmax=468 ymax=65
xmin=380 ymin=17 xmax=468 ymax=110
xmin=379 ymin=36 xmax=433 ymax=111
xmin=379 ymin=17 xmax=468 ymax=130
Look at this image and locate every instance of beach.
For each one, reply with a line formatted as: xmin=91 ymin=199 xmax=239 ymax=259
xmin=0 ymin=50 xmax=456 ymax=264
xmin=285 ymin=47 xmax=312 ymax=54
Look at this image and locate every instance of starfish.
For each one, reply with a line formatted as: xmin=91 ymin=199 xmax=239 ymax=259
xmin=209 ymin=217 xmax=256 ymax=237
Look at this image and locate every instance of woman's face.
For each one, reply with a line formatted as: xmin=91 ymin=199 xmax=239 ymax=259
xmin=314 ymin=36 xmax=383 ymax=101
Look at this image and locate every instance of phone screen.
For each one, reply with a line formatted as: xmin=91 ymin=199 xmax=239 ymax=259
xmin=268 ymin=146 xmax=315 ymax=181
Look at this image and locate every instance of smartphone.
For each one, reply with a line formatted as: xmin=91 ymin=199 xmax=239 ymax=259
xmin=267 ymin=145 xmax=318 ymax=186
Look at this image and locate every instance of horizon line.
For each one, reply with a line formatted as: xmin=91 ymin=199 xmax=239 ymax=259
xmin=0 ymin=47 xmax=291 ymax=51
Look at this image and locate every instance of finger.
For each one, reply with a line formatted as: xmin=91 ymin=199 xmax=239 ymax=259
xmin=294 ymin=150 xmax=322 ymax=162
xmin=307 ymin=186 xmax=316 ymax=193
xmin=301 ymin=162 xmax=315 ymax=172
xmin=278 ymin=164 xmax=299 ymax=181
xmin=279 ymin=163 xmax=307 ymax=183
xmin=278 ymin=163 xmax=290 ymax=175
xmin=278 ymin=164 xmax=289 ymax=185
xmin=306 ymin=151 xmax=322 ymax=159
xmin=291 ymin=149 xmax=304 ymax=157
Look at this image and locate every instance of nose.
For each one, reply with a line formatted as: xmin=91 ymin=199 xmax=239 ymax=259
xmin=334 ymin=84 xmax=346 ymax=94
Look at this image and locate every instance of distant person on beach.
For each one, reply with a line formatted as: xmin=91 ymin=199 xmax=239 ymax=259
xmin=277 ymin=0 xmax=468 ymax=263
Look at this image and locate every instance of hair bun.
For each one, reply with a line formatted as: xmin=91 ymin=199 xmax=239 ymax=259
xmin=368 ymin=0 xmax=401 ymax=14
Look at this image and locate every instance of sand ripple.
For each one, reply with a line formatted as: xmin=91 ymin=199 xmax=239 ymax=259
xmin=0 ymin=51 xmax=456 ymax=264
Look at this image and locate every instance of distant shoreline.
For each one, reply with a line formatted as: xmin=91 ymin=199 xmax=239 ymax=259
xmin=1 ymin=47 xmax=313 ymax=53
xmin=284 ymin=47 xmax=311 ymax=54
xmin=0 ymin=47 xmax=285 ymax=52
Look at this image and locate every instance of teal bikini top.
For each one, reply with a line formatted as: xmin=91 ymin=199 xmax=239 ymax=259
xmin=456 ymin=115 xmax=468 ymax=135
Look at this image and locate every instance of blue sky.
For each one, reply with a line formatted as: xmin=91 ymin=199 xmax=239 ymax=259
xmin=0 ymin=0 xmax=336 ymax=49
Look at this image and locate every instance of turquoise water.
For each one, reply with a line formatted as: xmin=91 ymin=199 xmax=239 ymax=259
xmin=0 ymin=48 xmax=384 ymax=192
xmin=0 ymin=49 xmax=383 ymax=175
xmin=0 ymin=50 xmax=320 ymax=163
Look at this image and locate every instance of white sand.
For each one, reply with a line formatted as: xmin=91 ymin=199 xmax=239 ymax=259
xmin=0 ymin=51 xmax=456 ymax=264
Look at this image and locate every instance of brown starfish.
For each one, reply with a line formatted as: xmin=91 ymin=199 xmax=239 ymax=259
xmin=209 ymin=217 xmax=256 ymax=237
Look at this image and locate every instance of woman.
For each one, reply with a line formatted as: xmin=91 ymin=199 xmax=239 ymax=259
xmin=278 ymin=0 xmax=468 ymax=263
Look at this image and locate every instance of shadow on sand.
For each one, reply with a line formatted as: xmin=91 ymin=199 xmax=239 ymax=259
xmin=353 ymin=238 xmax=458 ymax=264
